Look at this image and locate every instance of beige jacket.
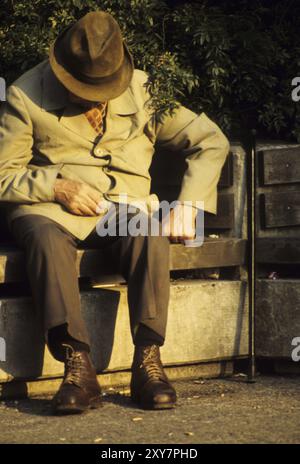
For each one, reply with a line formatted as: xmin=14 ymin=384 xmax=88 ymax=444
xmin=0 ymin=60 xmax=230 ymax=240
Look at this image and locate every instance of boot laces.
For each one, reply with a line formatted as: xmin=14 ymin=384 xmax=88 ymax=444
xmin=139 ymin=345 xmax=164 ymax=380
xmin=63 ymin=346 xmax=84 ymax=386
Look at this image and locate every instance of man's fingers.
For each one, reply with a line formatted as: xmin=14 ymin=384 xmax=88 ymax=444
xmin=84 ymin=189 xmax=108 ymax=215
xmin=78 ymin=193 xmax=101 ymax=215
xmin=86 ymin=189 xmax=102 ymax=205
xmin=76 ymin=203 xmax=97 ymax=216
xmin=171 ymin=234 xmax=195 ymax=240
xmin=78 ymin=185 xmax=103 ymax=210
xmin=169 ymin=225 xmax=196 ymax=239
xmin=67 ymin=198 xmax=97 ymax=216
xmin=161 ymin=219 xmax=171 ymax=236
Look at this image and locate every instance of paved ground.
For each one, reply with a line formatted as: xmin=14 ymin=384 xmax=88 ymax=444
xmin=0 ymin=375 xmax=299 ymax=444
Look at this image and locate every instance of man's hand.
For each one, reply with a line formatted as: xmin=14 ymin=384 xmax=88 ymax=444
xmin=54 ymin=179 xmax=103 ymax=216
xmin=161 ymin=203 xmax=198 ymax=243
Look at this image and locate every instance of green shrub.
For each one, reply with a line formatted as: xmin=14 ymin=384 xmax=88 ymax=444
xmin=0 ymin=0 xmax=299 ymax=141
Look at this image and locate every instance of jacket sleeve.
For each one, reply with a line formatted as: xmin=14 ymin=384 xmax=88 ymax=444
xmin=0 ymin=85 xmax=62 ymax=203
xmin=153 ymin=105 xmax=230 ymax=214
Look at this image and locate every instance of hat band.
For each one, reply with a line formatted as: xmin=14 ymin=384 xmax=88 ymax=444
xmin=66 ymin=58 xmax=124 ymax=86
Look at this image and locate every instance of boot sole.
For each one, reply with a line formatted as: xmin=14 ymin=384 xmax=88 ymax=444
xmin=53 ymin=395 xmax=103 ymax=415
xmin=141 ymin=402 xmax=176 ymax=410
xmin=131 ymin=393 xmax=176 ymax=410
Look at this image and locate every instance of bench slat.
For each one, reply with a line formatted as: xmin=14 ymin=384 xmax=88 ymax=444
xmin=0 ymin=238 xmax=246 ymax=284
xmin=261 ymin=192 xmax=300 ymax=228
xmin=170 ymin=238 xmax=246 ymax=270
xmin=259 ymin=148 xmax=300 ymax=185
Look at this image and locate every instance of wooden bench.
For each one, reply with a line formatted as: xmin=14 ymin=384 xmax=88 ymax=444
xmin=0 ymin=144 xmax=249 ymax=398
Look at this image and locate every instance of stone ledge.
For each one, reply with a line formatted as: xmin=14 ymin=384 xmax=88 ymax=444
xmin=0 ymin=280 xmax=249 ymax=382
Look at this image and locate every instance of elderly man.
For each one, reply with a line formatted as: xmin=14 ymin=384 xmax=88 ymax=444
xmin=0 ymin=11 xmax=229 ymax=414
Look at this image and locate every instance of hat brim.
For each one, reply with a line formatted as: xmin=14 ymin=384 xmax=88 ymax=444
xmin=49 ymin=33 xmax=134 ymax=102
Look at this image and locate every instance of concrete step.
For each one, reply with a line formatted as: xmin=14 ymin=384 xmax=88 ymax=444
xmin=0 ymin=280 xmax=249 ymax=383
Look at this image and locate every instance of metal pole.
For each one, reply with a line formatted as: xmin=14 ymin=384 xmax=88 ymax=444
xmin=247 ymin=129 xmax=256 ymax=383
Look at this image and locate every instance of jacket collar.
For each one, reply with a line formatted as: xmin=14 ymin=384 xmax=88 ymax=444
xmin=41 ymin=62 xmax=69 ymax=111
xmin=109 ymin=87 xmax=138 ymax=116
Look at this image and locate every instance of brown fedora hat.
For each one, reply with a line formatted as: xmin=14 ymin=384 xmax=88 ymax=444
xmin=49 ymin=11 xmax=134 ymax=101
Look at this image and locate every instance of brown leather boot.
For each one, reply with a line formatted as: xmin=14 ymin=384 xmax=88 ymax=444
xmin=130 ymin=344 xmax=177 ymax=410
xmin=52 ymin=344 xmax=103 ymax=414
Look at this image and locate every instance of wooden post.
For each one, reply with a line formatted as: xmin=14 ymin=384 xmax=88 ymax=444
xmin=247 ymin=129 xmax=257 ymax=382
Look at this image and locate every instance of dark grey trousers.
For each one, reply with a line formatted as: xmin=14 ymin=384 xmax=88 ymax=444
xmin=10 ymin=209 xmax=170 ymax=355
